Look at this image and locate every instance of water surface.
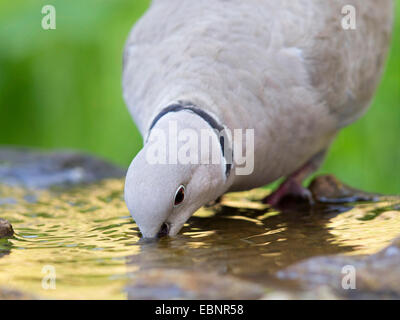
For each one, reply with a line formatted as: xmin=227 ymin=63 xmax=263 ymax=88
xmin=0 ymin=179 xmax=399 ymax=299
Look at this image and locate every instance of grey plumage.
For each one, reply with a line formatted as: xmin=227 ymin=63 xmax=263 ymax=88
xmin=123 ymin=0 xmax=393 ymax=237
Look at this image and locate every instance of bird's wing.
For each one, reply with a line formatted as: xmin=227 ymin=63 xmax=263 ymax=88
xmin=123 ymin=0 xmax=393 ymax=135
xmin=300 ymin=0 xmax=393 ymax=128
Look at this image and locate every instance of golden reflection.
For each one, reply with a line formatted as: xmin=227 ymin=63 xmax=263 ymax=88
xmin=0 ymin=180 xmax=399 ymax=298
xmin=0 ymin=179 xmax=137 ymax=299
xmin=327 ymin=199 xmax=400 ymax=255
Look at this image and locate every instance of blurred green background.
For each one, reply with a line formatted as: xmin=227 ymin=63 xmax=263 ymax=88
xmin=0 ymin=0 xmax=399 ymax=193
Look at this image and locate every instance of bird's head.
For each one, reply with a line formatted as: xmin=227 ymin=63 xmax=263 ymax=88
xmin=125 ymin=111 xmax=228 ymax=238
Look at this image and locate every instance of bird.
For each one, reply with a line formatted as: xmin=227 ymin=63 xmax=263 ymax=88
xmin=122 ymin=0 xmax=393 ymax=238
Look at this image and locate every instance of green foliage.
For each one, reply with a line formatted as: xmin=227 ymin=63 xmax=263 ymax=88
xmin=0 ymin=0 xmax=150 ymax=166
xmin=0 ymin=1 xmax=399 ymax=193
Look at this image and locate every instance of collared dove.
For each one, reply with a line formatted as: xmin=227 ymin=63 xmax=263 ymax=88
xmin=123 ymin=0 xmax=393 ymax=238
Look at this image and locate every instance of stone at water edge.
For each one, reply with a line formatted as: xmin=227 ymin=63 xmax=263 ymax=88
xmin=0 ymin=147 xmax=126 ymax=189
xmin=0 ymin=218 xmax=13 ymax=238
xmin=276 ymin=237 xmax=400 ymax=299
xmin=126 ymin=269 xmax=266 ymax=300
xmin=0 ymin=287 xmax=37 ymax=300
xmin=308 ymin=174 xmax=381 ymax=203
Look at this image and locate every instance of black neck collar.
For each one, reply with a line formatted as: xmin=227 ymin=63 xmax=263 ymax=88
xmin=147 ymin=101 xmax=232 ymax=177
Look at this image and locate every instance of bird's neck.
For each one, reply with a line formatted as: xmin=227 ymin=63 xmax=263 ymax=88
xmin=145 ymin=106 xmax=233 ymax=191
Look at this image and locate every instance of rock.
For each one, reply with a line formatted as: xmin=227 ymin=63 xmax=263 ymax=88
xmin=277 ymin=237 xmax=400 ymax=299
xmin=0 ymin=287 xmax=36 ymax=300
xmin=0 ymin=147 xmax=125 ymax=188
xmin=308 ymin=174 xmax=381 ymax=203
xmin=126 ymin=269 xmax=265 ymax=300
xmin=261 ymin=285 xmax=340 ymax=300
xmin=0 ymin=218 xmax=13 ymax=238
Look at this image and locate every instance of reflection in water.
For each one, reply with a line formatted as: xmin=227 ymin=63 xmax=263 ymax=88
xmin=0 ymin=180 xmax=399 ymax=299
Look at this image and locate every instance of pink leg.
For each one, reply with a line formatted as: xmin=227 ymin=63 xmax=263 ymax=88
xmin=263 ymin=151 xmax=326 ymax=207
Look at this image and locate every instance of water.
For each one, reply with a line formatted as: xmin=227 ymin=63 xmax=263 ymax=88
xmin=0 ymin=179 xmax=399 ymax=299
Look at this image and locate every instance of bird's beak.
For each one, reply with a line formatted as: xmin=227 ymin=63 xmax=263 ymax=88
xmin=166 ymin=221 xmax=187 ymax=237
xmin=156 ymin=222 xmax=170 ymax=238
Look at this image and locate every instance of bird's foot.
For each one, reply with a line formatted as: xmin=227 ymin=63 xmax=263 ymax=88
xmin=262 ymin=150 xmax=327 ymax=208
xmin=263 ymin=179 xmax=314 ymax=207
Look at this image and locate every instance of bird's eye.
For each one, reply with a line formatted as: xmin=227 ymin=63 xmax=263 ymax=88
xmin=173 ymin=185 xmax=185 ymax=207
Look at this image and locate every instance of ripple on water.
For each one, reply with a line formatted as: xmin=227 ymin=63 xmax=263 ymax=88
xmin=0 ymin=180 xmax=399 ymax=299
